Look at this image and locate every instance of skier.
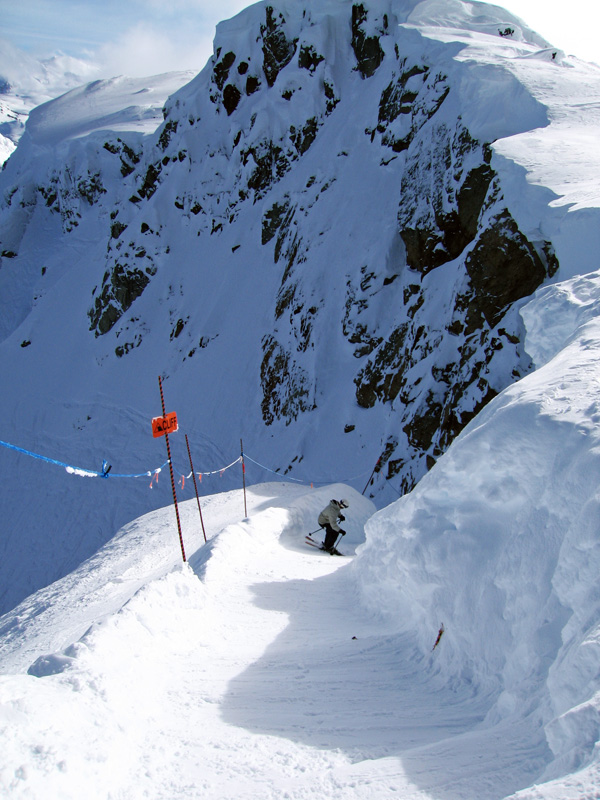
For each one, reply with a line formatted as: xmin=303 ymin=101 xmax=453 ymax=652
xmin=317 ymin=498 xmax=349 ymax=554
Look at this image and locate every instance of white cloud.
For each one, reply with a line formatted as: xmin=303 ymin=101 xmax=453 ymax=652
xmin=3 ymin=0 xmax=257 ymax=80
xmin=88 ymin=1 xmax=256 ymax=79
xmin=93 ymin=22 xmax=214 ymax=78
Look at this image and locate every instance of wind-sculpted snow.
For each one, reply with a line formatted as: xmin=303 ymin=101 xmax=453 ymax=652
xmin=355 ymin=270 xmax=600 ymax=789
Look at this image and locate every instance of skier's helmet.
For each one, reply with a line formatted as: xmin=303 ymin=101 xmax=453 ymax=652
xmin=339 ymin=499 xmax=349 ymax=508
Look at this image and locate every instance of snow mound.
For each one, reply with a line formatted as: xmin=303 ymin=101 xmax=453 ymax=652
xmin=354 ymin=269 xmax=600 ymax=782
xmin=25 ymin=72 xmax=196 ymax=146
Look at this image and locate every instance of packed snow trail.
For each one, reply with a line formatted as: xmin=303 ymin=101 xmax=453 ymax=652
xmin=1 ymin=482 xmax=550 ymax=799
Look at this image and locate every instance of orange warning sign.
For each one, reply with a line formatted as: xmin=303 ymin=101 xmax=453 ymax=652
xmin=152 ymin=411 xmax=178 ymax=438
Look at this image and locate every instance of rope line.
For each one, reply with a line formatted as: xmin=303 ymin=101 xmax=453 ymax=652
xmin=0 ymin=438 xmax=169 ymax=479
xmin=239 ymin=455 xmax=372 ymax=486
xmin=0 ymin=437 xmax=374 ymax=489
xmin=243 ymin=454 xmax=305 ymax=483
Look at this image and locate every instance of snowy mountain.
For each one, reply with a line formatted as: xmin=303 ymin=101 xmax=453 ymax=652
xmin=0 ymin=38 xmax=194 ymax=164
xmin=2 ymin=1 xmax=600 ymax=796
xmin=2 ymin=0 xmax=600 ymax=612
xmin=0 ymin=39 xmax=99 ymax=163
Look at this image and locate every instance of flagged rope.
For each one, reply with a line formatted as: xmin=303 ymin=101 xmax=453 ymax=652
xmin=0 ymin=436 xmax=243 ymax=485
xmin=0 ymin=436 xmax=373 ymax=491
xmin=0 ymin=438 xmax=169 ymax=479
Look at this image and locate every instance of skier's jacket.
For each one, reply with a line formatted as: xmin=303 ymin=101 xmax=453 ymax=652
xmin=318 ymin=499 xmax=344 ymax=532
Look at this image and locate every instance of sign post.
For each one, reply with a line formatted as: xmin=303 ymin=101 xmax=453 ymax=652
xmin=240 ymin=438 xmax=248 ymax=519
xmin=155 ymin=376 xmax=186 ymax=563
xmin=185 ymin=433 xmax=207 ymax=543
xmin=152 ymin=411 xmax=178 ymax=438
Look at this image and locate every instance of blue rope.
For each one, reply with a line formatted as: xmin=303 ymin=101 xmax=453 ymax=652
xmin=0 ymin=439 xmax=167 ymax=479
xmin=1 ymin=437 xmax=374 ymax=489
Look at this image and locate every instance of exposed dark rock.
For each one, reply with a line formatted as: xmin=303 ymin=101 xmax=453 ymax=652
xmin=351 ymin=3 xmax=384 ymax=78
xmin=403 ymin=391 xmax=443 ymax=451
xmin=298 ymin=45 xmax=325 ymax=72
xmin=246 ymin=75 xmax=261 ymax=95
xmin=110 ymin=221 xmax=127 ymax=239
xmin=138 ymin=163 xmax=161 ymax=200
xmin=260 ymin=335 xmax=311 ymax=425
xmin=275 ymin=283 xmax=297 ymax=320
xmin=343 ymin=267 xmax=387 ymax=358
xmin=213 ymin=51 xmax=236 ymax=90
xmin=104 ymin=138 xmax=141 ymax=176
xmin=355 ymin=323 xmax=410 ymax=408
xmin=158 ymin=120 xmax=178 ymax=151
xmin=289 ymin=118 xmax=318 ymax=155
xmin=242 ymin=141 xmax=291 ymax=199
xmin=378 ymin=65 xmax=429 ymax=125
xmin=77 ymin=173 xmax=106 ymax=205
xmin=399 ymin=129 xmax=492 ymax=275
xmin=88 ymin=263 xmax=151 ymax=335
xmin=323 ymin=80 xmax=340 ymax=113
xmin=462 ymin=210 xmax=556 ymax=331
xmin=262 ymin=198 xmax=290 ymax=245
xmin=115 ymin=335 xmax=142 ymax=357
xmin=261 ymin=6 xmax=297 ymax=87
xmin=170 ymin=317 xmax=188 ymax=340
xmin=274 ymin=204 xmax=298 ymax=266
xmin=223 ymin=84 xmax=242 ymax=115
xmin=376 ymin=66 xmax=449 ymax=153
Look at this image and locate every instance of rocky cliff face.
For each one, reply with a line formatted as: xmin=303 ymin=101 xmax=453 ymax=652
xmin=0 ymin=0 xmax=562 ymax=517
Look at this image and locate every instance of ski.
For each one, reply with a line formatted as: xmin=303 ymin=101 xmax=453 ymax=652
xmin=305 ymin=535 xmax=323 ymax=549
xmin=305 ymin=535 xmax=345 ymax=556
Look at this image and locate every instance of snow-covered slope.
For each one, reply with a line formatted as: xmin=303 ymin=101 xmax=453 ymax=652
xmin=356 ymin=267 xmax=600 ymax=793
xmin=0 ymin=38 xmax=194 ymax=163
xmin=0 ymin=0 xmax=599 ymax=622
xmin=1 ymin=398 xmax=600 ymax=800
xmin=0 ymin=39 xmax=97 ymax=163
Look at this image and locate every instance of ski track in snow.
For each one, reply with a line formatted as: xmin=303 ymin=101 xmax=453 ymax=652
xmin=0 ymin=483 xmax=549 ymax=799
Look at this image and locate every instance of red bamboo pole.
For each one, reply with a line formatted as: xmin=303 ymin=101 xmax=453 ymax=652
xmin=158 ymin=376 xmax=186 ymax=563
xmin=186 ymin=433 xmax=207 ymax=543
xmin=240 ymin=438 xmax=248 ymax=519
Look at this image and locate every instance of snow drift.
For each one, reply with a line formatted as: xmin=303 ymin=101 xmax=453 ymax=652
xmin=355 ymin=269 xmax=600 ymax=785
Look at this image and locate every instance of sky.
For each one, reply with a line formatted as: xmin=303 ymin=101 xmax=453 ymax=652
xmin=0 ymin=0 xmax=599 ymax=81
